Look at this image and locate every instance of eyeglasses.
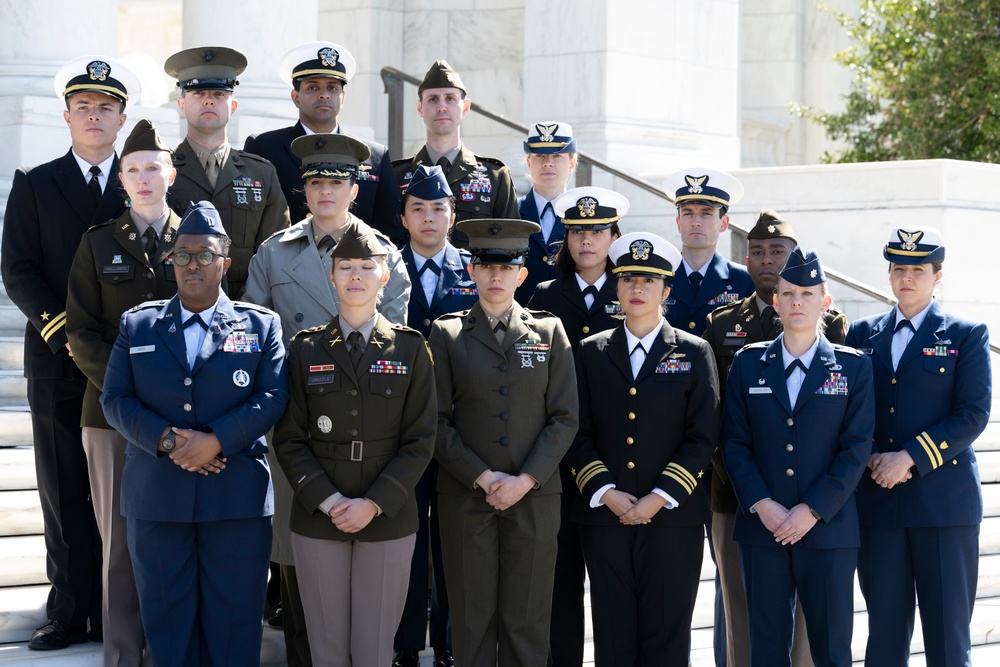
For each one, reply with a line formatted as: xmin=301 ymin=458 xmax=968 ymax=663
xmin=170 ymin=251 xmax=226 ymax=267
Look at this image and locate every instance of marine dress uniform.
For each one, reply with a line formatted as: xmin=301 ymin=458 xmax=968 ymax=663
xmin=571 ymin=232 xmax=719 ymax=667
xmin=430 ymin=219 xmax=578 ymax=667
xmin=722 ymin=249 xmax=874 ymax=667
xmin=100 ymin=202 xmax=288 ymax=667
xmin=1 ymin=55 xmax=139 ymax=648
xmin=845 ymin=228 xmax=991 ymax=667
xmin=164 ymin=46 xmax=290 ymax=297
xmin=274 ymin=230 xmax=436 ymax=667
xmin=514 ymin=122 xmax=577 ymax=304
xmin=243 ymin=41 xmax=403 ymax=242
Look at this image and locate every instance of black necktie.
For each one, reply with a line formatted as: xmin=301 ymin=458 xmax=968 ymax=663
xmin=436 ymin=156 xmax=451 ymax=176
xmin=184 ymin=314 xmax=207 ymax=330
xmin=689 ymin=271 xmax=702 ymax=293
xmin=419 ymin=260 xmax=441 ymax=276
xmin=88 ymin=166 xmax=102 ymax=202
xmin=785 ymin=359 xmax=808 ymax=378
xmin=143 ymin=227 xmax=158 ymax=260
xmin=582 ymin=285 xmax=599 ymax=310
xmin=761 ymin=305 xmax=777 ymax=338
xmin=894 ymin=319 xmax=914 ymax=334
xmin=317 ymin=235 xmax=335 ymax=255
xmin=348 ymin=331 xmax=364 ymax=370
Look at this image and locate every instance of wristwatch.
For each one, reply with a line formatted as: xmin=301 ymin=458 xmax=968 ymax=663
xmin=160 ymin=430 xmax=177 ymax=453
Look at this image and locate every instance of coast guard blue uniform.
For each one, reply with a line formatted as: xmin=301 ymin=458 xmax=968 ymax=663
xmin=402 ymin=244 xmax=477 ymax=338
xmin=722 ymin=249 xmax=874 ymax=667
xmin=668 ymin=254 xmax=753 ymax=337
xmin=847 ymin=261 xmax=990 ymax=664
xmin=515 ymin=191 xmax=563 ymax=304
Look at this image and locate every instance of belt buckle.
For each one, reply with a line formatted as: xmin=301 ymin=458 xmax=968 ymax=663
xmin=350 ymin=440 xmax=363 ymax=462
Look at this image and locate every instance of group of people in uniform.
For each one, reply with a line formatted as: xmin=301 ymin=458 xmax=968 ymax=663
xmin=0 ymin=34 xmax=991 ymax=667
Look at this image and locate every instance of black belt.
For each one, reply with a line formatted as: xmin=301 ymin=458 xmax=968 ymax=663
xmin=310 ymin=438 xmax=398 ymax=462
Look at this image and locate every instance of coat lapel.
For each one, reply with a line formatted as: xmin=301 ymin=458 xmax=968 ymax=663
xmin=112 ymin=213 xmax=150 ymax=267
xmin=281 ymin=226 xmax=338 ymax=319
xmin=155 ymin=298 xmax=190 ymax=370
xmin=794 ymin=338 xmax=837 ymax=414
xmin=54 ymin=150 xmax=99 ymax=224
xmin=153 ymin=212 xmax=181 ymax=267
xmin=192 ymin=294 xmax=237 ymax=375
xmin=433 ymin=245 xmax=466 ymax=308
xmin=897 ymin=301 xmax=946 ymax=371
xmin=214 ymin=149 xmax=240 ymax=197
xmin=322 ymin=317 xmax=355 ymax=384
xmin=174 ymin=139 xmax=214 ymax=194
xmin=401 ymin=245 xmax=431 ymax=312
xmin=867 ymin=309 xmax=897 ymax=375
xmin=606 ymin=325 xmax=634 ymax=383
xmin=465 ymin=302 xmax=505 ymax=357
xmin=761 ymin=337 xmax=793 ymax=416
xmin=635 ymin=322 xmax=678 ymax=384
xmin=354 ymin=316 xmax=394 ymax=379
xmin=560 ymin=277 xmax=590 ymax=317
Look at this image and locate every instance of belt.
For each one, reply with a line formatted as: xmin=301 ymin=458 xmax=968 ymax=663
xmin=310 ymin=437 xmax=399 ymax=462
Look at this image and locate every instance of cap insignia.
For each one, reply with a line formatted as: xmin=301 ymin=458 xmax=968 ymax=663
xmin=535 ymin=123 xmax=557 ymax=142
xmin=318 ymin=47 xmax=339 ymax=68
xmin=87 ymin=61 xmax=110 ymax=82
xmin=810 ymin=269 xmax=817 ymax=278
xmin=685 ymin=175 xmax=707 ymax=194
xmin=629 ymin=239 xmax=652 ymax=261
xmin=897 ymin=229 xmax=923 ymax=251
xmin=202 ymin=50 xmax=215 ymax=62
xmin=488 ymin=223 xmax=502 ymax=235
xmin=767 ymin=225 xmax=776 ymax=234
xmin=314 ymin=138 xmax=326 ymax=149
xmin=577 ymin=196 xmax=597 ymax=218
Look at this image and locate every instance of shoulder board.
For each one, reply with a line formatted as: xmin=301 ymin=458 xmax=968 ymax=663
xmin=232 ymin=301 xmax=277 ymax=315
xmin=437 ymin=311 xmax=469 ymax=321
xmin=391 ymin=157 xmax=415 ymax=168
xmin=833 ymin=344 xmax=864 ymax=356
xmin=235 ymin=150 xmax=276 ymax=167
xmin=708 ymin=300 xmax=741 ymax=319
xmin=524 ymin=308 xmax=558 ymax=320
xmin=473 ymin=155 xmax=507 ymax=168
xmin=128 ymin=300 xmax=169 ymax=313
xmin=389 ymin=323 xmax=423 ymax=336
xmin=742 ymin=341 xmax=770 ymax=350
xmin=292 ymin=324 xmax=327 ymax=339
xmin=85 ymin=219 xmax=117 ymax=234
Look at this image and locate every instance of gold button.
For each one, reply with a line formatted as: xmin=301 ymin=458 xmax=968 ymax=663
xmin=890 ymin=407 xmax=895 ymax=414
xmin=891 ymin=378 xmax=897 ymax=384
xmin=582 ymin=326 xmax=590 ymax=334
xmin=183 ymin=403 xmax=192 ymax=412
xmin=786 ymin=468 xmax=794 ymax=476
xmin=626 ymin=437 xmax=634 ymax=445
xmin=786 ymin=444 xmax=794 ymax=452
xmin=627 ymin=462 xmax=635 ymax=470
xmin=628 ymin=412 xmax=636 ymax=420
xmin=953 ymin=460 xmax=957 ymax=465
xmin=786 ymin=418 xmax=794 ymax=427
xmin=688 ymin=322 xmax=696 ymax=330
xmin=940 ymin=367 xmax=945 ymax=373
xmin=629 ymin=388 xmax=637 ymax=396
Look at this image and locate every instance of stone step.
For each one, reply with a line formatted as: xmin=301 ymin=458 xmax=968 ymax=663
xmin=0 ymin=446 xmax=36 ymax=491
xmin=987 ymin=484 xmax=1000 ymax=517
xmin=0 ymin=337 xmax=22 ymax=371
xmin=0 ymin=370 xmax=27 ymax=402
xmin=0 ymin=535 xmax=47 ymax=587
xmin=0 ymin=306 xmax=27 ymax=338
xmin=0 ymin=489 xmax=42 ymax=536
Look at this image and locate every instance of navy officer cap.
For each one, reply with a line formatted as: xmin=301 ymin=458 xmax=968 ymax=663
xmin=404 ymin=164 xmax=453 ymax=200
xmin=609 ymin=232 xmax=682 ymax=282
xmin=177 ymin=201 xmax=228 ymax=238
xmin=779 ymin=247 xmax=826 ymax=286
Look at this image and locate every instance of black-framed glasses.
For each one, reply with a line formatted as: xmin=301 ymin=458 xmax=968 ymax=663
xmin=170 ymin=251 xmax=226 ymax=267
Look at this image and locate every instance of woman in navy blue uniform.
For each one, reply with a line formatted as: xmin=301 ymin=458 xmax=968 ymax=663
xmin=526 ymin=186 xmax=623 ymax=666
xmin=722 ymin=248 xmax=874 ymax=667
xmin=514 ymin=121 xmax=577 ymax=304
xmin=845 ymin=228 xmax=991 ymax=667
xmin=570 ymin=232 xmax=720 ymax=666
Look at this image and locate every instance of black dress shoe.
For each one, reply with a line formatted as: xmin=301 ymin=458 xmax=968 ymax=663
xmin=392 ymin=648 xmax=420 ymax=667
xmin=266 ymin=603 xmax=283 ymax=629
xmin=434 ymin=648 xmax=454 ymax=667
xmin=28 ymin=619 xmax=87 ymax=650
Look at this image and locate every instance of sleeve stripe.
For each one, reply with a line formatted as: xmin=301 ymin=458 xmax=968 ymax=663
xmin=40 ymin=312 xmax=67 ymax=342
xmin=575 ymin=461 xmax=608 ymax=492
xmin=662 ymin=470 xmax=695 ymax=495
xmin=916 ymin=431 xmax=943 ymax=469
xmin=664 ymin=462 xmax=697 ymax=490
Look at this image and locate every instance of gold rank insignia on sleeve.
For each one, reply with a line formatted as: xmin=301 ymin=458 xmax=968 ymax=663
xmin=662 ymin=462 xmax=697 ymax=495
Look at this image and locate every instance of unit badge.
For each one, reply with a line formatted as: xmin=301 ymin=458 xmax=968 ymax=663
xmin=232 ymin=369 xmax=250 ymax=387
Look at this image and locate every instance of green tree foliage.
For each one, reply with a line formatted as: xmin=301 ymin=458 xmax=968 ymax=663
xmin=794 ymin=0 xmax=1000 ymax=163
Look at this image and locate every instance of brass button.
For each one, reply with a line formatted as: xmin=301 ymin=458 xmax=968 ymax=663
xmin=628 ymin=412 xmax=636 ymax=420
xmin=940 ymin=367 xmax=945 ymax=373
xmin=183 ymin=403 xmax=192 ymax=412
xmin=786 ymin=468 xmax=794 ymax=477
xmin=626 ymin=437 xmax=634 ymax=445
xmin=629 ymin=388 xmax=637 ymax=396
xmin=786 ymin=418 xmax=794 ymax=427
xmin=688 ymin=322 xmax=696 ymax=330
xmin=627 ymin=462 xmax=635 ymax=470
xmin=891 ymin=378 xmax=897 ymax=384
xmin=582 ymin=326 xmax=591 ymax=334
xmin=786 ymin=444 xmax=794 ymax=452
xmin=890 ymin=407 xmax=895 ymax=414
xmin=183 ymin=377 xmax=192 ymax=386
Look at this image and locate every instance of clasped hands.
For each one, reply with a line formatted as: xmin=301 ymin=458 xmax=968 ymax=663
xmin=167 ymin=427 xmax=226 ymax=475
xmin=476 ymin=470 xmax=536 ymax=511
xmin=328 ymin=497 xmax=379 ymax=533
xmin=601 ymin=488 xmax=666 ymax=525
xmin=868 ymin=451 xmax=914 ymax=489
xmin=754 ymin=500 xmax=818 ymax=546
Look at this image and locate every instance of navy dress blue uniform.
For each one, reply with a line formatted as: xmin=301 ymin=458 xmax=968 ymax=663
xmin=528 ymin=276 xmax=620 ymax=351
xmin=845 ymin=229 xmax=990 ymax=667
xmin=667 ymin=253 xmax=753 ymax=337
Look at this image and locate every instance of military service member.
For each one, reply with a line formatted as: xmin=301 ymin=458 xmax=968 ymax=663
xmin=66 ymin=119 xmax=179 ymax=667
xmin=703 ymin=209 xmax=847 ymax=667
xmin=164 ymin=45 xmax=290 ymax=298
xmin=1 ymin=54 xmax=139 ymax=650
xmin=244 ymin=41 xmax=403 ymax=243
xmin=664 ymin=167 xmax=754 ymax=337
xmin=430 ymin=218 xmax=578 ymax=667
xmin=392 ymin=60 xmax=519 ymax=248
xmin=570 ymin=232 xmax=719 ymax=667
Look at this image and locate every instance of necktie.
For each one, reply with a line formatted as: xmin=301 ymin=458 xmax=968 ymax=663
xmin=689 ymin=271 xmax=703 ymax=293
xmin=436 ymin=156 xmax=451 ymax=176
xmin=630 ymin=342 xmax=646 ymax=379
xmin=348 ymin=331 xmax=364 ymax=370
xmin=540 ymin=202 xmax=555 ymax=243
xmin=418 ymin=261 xmax=441 ymax=276
xmin=183 ymin=314 xmax=207 ymax=330
xmin=143 ymin=227 xmax=158 ymax=261
xmin=317 ymin=235 xmax=335 ymax=255
xmin=785 ymin=359 xmax=808 ymax=379
xmin=88 ymin=166 xmax=102 ymax=202
xmin=205 ymin=154 xmax=220 ymax=189
xmin=892 ymin=319 xmax=914 ymax=370
xmin=582 ymin=285 xmax=599 ymax=311
xmin=894 ymin=319 xmax=914 ymax=333
xmin=761 ymin=305 xmax=777 ymax=338
xmin=493 ymin=320 xmax=507 ymax=345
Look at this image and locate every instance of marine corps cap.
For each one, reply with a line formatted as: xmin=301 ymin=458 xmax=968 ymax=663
xmin=177 ymin=201 xmax=228 ymax=238
xmin=54 ymin=55 xmax=140 ymax=104
xmin=291 ymin=133 xmax=371 ymax=180
xmin=665 ymin=167 xmax=744 ymax=211
xmin=553 ymin=187 xmax=628 ymax=231
xmin=404 ymin=164 xmax=453 ymax=200
xmin=418 ymin=60 xmax=467 ymax=96
xmin=779 ymin=247 xmax=826 ymax=286
xmin=609 ymin=232 xmax=682 ymax=282
xmin=747 ymin=209 xmax=797 ymax=244
xmin=164 ymin=46 xmax=247 ymax=91
xmin=458 ymin=219 xmax=540 ymax=265
xmin=331 ymin=229 xmax=388 ymax=260
xmin=121 ymin=119 xmax=171 ymax=157
xmin=279 ymin=41 xmax=357 ymax=86
xmin=523 ymin=121 xmax=577 ymax=154
xmin=883 ymin=227 xmax=945 ymax=264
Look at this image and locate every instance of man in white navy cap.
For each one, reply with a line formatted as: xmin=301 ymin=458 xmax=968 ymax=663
xmin=1 ymin=54 xmax=138 ymax=651
xmin=392 ymin=60 xmax=519 ymax=248
xmin=164 ymin=46 xmax=290 ymax=299
xmin=244 ymin=41 xmax=403 ymax=244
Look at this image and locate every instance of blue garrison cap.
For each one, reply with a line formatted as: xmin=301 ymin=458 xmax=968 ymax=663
xmin=779 ymin=247 xmax=826 ymax=286
xmin=404 ymin=164 xmax=453 ymax=200
xmin=177 ymin=201 xmax=228 ymax=237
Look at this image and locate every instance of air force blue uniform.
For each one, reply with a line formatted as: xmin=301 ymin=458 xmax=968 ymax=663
xmin=846 ymin=302 xmax=991 ymax=667
xmin=722 ymin=337 xmax=874 ymax=667
xmin=101 ymin=294 xmax=288 ymax=667
xmin=667 ymin=253 xmax=753 ymax=337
